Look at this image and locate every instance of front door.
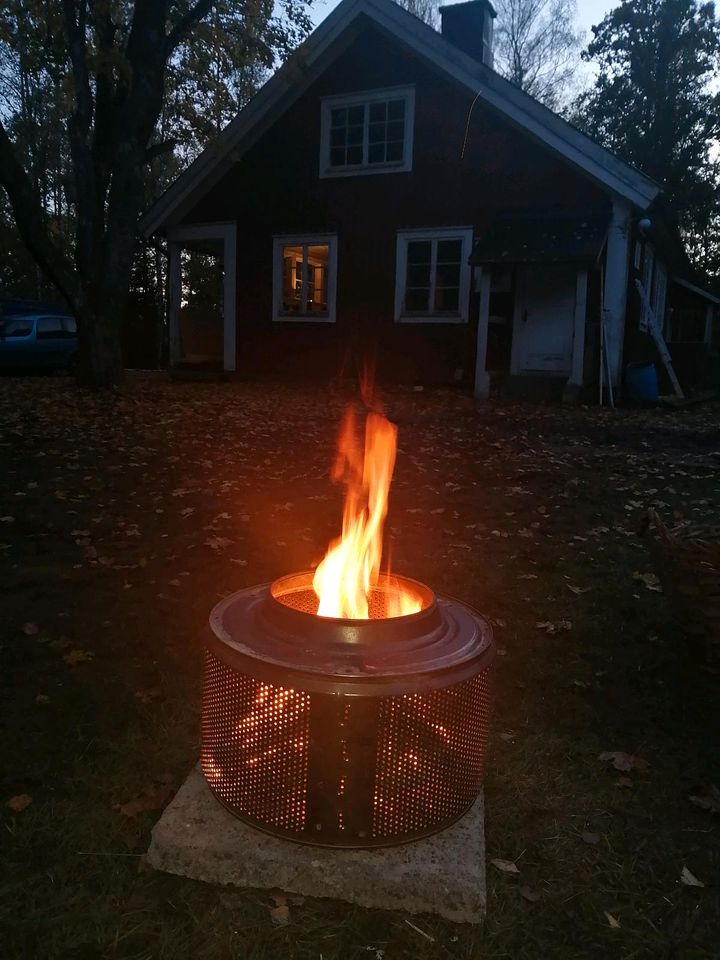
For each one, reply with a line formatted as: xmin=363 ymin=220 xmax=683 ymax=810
xmin=511 ymin=264 xmax=576 ymax=375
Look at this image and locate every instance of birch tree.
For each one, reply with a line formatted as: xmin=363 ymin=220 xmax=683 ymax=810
xmin=493 ymin=0 xmax=582 ymax=109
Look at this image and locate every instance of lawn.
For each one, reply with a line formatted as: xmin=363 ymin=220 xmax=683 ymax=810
xmin=1 ymin=376 xmax=718 ymax=960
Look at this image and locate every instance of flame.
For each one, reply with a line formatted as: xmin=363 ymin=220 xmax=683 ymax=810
xmin=312 ymin=404 xmax=421 ymax=619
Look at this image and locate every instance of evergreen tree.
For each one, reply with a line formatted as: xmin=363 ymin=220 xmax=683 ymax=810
xmin=576 ymin=0 xmax=720 ymax=276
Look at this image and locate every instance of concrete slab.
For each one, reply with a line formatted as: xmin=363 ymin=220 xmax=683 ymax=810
xmin=147 ymin=765 xmax=486 ymax=924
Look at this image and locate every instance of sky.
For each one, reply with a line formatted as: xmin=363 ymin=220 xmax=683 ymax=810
xmin=309 ymin=0 xmax=617 ymax=38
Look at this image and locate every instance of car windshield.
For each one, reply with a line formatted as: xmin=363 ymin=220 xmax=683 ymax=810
xmin=0 ymin=316 xmax=34 ymax=338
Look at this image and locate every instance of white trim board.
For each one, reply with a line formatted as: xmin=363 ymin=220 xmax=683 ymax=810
xmin=319 ymin=85 xmax=415 ymax=178
xmin=140 ymin=0 xmax=658 ymax=237
xmin=167 ymin=221 xmax=237 ymax=372
xmin=394 ymin=226 xmax=473 ymax=324
xmin=271 ymin=233 xmax=338 ymax=323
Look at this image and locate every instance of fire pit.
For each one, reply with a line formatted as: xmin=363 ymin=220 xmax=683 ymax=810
xmin=200 ymin=394 xmax=495 ymax=848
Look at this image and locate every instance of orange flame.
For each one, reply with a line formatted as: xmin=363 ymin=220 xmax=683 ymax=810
xmin=313 ymin=404 xmax=421 ymax=619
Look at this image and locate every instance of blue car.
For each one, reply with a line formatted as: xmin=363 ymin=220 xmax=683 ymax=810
xmin=0 ymin=314 xmax=78 ymax=372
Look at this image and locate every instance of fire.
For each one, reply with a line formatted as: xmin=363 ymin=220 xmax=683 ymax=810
xmin=313 ymin=404 xmax=421 ymax=619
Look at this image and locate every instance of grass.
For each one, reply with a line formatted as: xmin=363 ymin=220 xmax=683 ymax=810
xmin=1 ymin=375 xmax=719 ymax=959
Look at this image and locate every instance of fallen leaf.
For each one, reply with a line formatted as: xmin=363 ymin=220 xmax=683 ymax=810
xmin=63 ymin=648 xmax=94 ymax=666
xmin=680 ymin=866 xmax=704 ymax=888
xmin=491 ymin=858 xmax=520 ymax=874
xmin=117 ymin=780 xmax=173 ymax=817
xmin=520 ymin=885 xmax=539 ymax=902
xmin=599 ymin=751 xmax=650 ymax=772
xmin=269 ymin=903 xmax=290 ymax=926
xmin=604 ymin=911 xmax=621 ymax=929
xmin=582 ymin=831 xmax=600 ymax=845
xmin=536 ymin=620 xmax=572 ymax=635
xmin=204 ymin=536 xmax=233 ymax=550
xmin=6 ymin=794 xmax=32 ymax=812
xmin=21 ymin=622 xmax=39 ymax=636
xmin=688 ymin=785 xmax=720 ymax=814
xmin=632 ymin=570 xmax=662 ymax=592
xmin=567 ymin=584 xmax=592 ymax=595
xmin=616 ymin=776 xmax=634 ymax=789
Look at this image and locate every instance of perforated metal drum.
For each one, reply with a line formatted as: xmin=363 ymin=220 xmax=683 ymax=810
xmin=201 ymin=572 xmax=494 ymax=848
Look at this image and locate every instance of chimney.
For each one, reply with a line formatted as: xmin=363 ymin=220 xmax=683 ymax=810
xmin=440 ymin=1 xmax=496 ymax=68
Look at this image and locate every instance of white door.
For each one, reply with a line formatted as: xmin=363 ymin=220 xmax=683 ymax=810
xmin=511 ymin=264 xmax=576 ymax=375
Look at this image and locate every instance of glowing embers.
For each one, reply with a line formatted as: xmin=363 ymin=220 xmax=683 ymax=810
xmin=373 ymin=674 xmax=491 ymax=839
xmin=201 ymin=652 xmax=311 ymax=833
xmin=271 ymin=570 xmax=430 ymax=621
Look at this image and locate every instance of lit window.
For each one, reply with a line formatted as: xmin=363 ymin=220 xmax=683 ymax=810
xmin=320 ymin=87 xmax=414 ymax=178
xmin=394 ymin=228 xmax=474 ymax=323
xmin=273 ymin=235 xmax=338 ymax=323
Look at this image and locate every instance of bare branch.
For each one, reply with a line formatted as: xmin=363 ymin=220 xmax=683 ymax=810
xmin=0 ymin=121 xmax=77 ymax=309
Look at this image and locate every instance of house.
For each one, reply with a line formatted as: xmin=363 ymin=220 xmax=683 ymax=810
xmin=141 ymin=0 xmax=718 ymax=400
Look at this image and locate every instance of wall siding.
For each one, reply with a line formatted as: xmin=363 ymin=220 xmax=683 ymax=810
xmin=182 ymin=25 xmax=610 ymax=382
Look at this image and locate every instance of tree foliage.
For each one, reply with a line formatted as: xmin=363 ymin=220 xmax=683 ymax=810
xmin=576 ymin=0 xmax=720 ymax=277
xmin=0 ymin=0 xmax=311 ymax=387
xmin=492 ymin=0 xmax=582 ymax=109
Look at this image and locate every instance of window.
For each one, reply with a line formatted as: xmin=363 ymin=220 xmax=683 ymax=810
xmin=320 ymin=86 xmax=414 ymax=178
xmin=37 ymin=316 xmax=65 ymax=339
xmin=272 ymin=235 xmax=338 ymax=322
xmin=1 ymin=317 xmax=33 ymax=338
xmin=63 ymin=317 xmax=77 ymax=335
xmin=394 ymin=228 xmax=473 ymax=323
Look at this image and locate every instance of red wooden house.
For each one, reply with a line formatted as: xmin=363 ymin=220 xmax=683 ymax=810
xmin=141 ymin=0 xmax=718 ymax=399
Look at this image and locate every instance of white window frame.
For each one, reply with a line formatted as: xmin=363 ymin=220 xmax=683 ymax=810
xmin=394 ymin=227 xmax=474 ymax=324
xmin=272 ymin=234 xmax=338 ymax=323
xmin=319 ymin=85 xmax=415 ymax=179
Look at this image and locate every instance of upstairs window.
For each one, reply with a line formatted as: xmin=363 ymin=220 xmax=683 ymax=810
xmin=320 ymin=87 xmax=414 ymax=178
xmin=394 ymin=227 xmax=473 ymax=323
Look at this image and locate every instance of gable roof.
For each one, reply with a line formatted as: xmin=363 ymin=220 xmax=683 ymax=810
xmin=141 ymin=0 xmax=659 ymax=237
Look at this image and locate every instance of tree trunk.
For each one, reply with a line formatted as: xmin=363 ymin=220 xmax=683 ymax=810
xmin=75 ymin=294 xmax=125 ymax=389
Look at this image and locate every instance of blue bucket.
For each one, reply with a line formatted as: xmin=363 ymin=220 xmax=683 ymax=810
xmin=625 ymin=361 xmax=659 ymax=404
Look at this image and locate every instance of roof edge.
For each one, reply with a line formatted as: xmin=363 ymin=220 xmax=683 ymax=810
xmin=141 ymin=0 xmax=659 ymax=237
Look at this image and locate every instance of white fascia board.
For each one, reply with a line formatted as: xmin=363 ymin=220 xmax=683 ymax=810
xmin=141 ymin=0 xmax=659 ymax=237
xmin=364 ymin=0 xmax=659 ymax=208
xmin=140 ymin=5 xmax=366 ymax=237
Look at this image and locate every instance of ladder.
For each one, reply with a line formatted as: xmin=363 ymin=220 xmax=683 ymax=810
xmin=634 ymin=278 xmax=684 ymax=400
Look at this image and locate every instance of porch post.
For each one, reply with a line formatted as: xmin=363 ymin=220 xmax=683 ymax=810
xmin=563 ymin=266 xmax=588 ymax=402
xmin=168 ymin=240 xmax=182 ymax=367
xmin=474 ymin=266 xmax=492 ymax=399
xmin=223 ymin=223 xmax=237 ymax=372
xmin=603 ymin=200 xmax=632 ymax=388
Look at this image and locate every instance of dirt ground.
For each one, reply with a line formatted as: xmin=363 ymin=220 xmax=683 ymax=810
xmin=1 ymin=375 xmax=719 ymax=960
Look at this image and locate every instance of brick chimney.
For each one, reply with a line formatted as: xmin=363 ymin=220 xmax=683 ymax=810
xmin=439 ymin=0 xmax=496 ymax=68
